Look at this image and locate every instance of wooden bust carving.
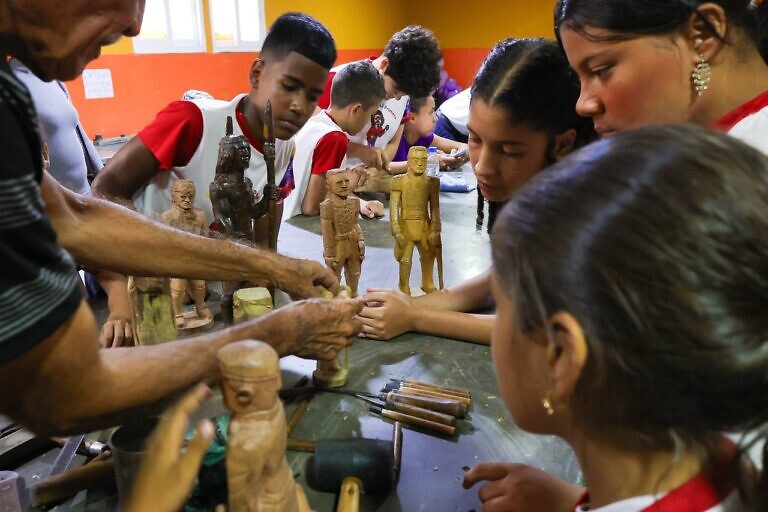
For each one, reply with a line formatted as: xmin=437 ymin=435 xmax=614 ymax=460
xmin=219 ymin=340 xmax=311 ymax=512
xmin=390 ymin=146 xmax=443 ymax=295
xmin=161 ymin=179 xmax=212 ymax=330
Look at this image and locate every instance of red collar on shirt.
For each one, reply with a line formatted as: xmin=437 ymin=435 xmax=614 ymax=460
xmin=711 ymin=90 xmax=768 ymax=131
xmin=573 ymin=439 xmax=738 ymax=512
xmin=235 ymin=97 xmax=265 ymax=153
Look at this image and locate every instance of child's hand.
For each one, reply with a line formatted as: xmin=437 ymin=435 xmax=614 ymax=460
xmin=463 ymin=462 xmax=584 ymax=512
xmin=358 ymin=288 xmax=416 ymax=340
xmin=125 ymin=384 xmax=215 ymax=512
xmin=99 ymin=315 xmax=132 ymax=348
xmin=438 ymin=151 xmax=468 ymax=170
xmin=360 ymin=200 xmax=384 ymax=218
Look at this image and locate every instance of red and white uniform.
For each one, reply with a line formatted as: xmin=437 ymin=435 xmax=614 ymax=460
xmin=136 ymin=94 xmax=295 ymax=225
xmin=282 ymin=110 xmax=348 ymax=219
xmin=712 ymin=90 xmax=768 ymax=155
xmin=318 ymin=59 xmax=409 ymax=168
xmin=574 ymin=439 xmax=747 ymax=512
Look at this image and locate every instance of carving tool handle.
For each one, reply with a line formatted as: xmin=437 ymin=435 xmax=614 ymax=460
xmin=398 ymin=385 xmax=472 ymax=406
xmin=336 ymin=476 xmax=362 ymax=512
xmin=370 ymin=406 xmax=455 ymax=436
xmin=398 ymin=379 xmax=471 ymax=398
xmin=386 ymin=391 xmax=467 ymax=418
xmin=385 ymin=400 xmax=456 ymax=426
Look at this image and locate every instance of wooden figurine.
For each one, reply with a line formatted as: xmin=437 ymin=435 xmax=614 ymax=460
xmin=160 ymin=179 xmax=213 ymax=331
xmin=127 ymin=276 xmax=177 ymax=345
xmin=390 ymin=146 xmax=444 ymax=295
xmin=320 ymin=169 xmax=365 ymax=298
xmin=210 ymin=116 xmax=256 ymax=243
xmin=314 ymin=286 xmax=352 ymax=389
xmin=218 ymin=340 xmax=311 ymax=512
xmin=233 ymin=287 xmax=274 ymax=323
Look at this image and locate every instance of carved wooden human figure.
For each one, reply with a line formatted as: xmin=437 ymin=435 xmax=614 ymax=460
xmin=219 ymin=340 xmax=311 ymax=512
xmin=390 ymin=146 xmax=443 ymax=295
xmin=320 ymin=169 xmax=365 ymax=297
xmin=160 ymin=179 xmax=212 ymax=329
xmin=210 ymin=117 xmax=257 ymax=243
xmin=127 ymin=276 xmax=177 ymax=345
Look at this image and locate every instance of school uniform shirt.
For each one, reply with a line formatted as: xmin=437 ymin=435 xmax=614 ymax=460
xmin=0 ymin=58 xmax=81 ymax=364
xmin=711 ymin=90 xmax=768 ymax=155
xmin=436 ymin=88 xmax=470 ymax=137
xmin=282 ymin=110 xmax=348 ymax=219
xmin=393 ymin=133 xmax=434 ymax=162
xmin=573 ymin=439 xmax=746 ymax=512
xmin=317 ymin=59 xmax=409 ymax=168
xmin=136 ymin=94 xmax=295 ymax=226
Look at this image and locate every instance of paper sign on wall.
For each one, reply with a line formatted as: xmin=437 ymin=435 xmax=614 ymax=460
xmin=82 ymin=69 xmax=114 ymax=99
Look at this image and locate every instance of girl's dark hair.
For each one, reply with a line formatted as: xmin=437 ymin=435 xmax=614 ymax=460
xmin=470 ymin=38 xmax=596 ymax=148
xmin=492 ymin=123 xmax=768 ymax=506
xmin=555 ymin=0 xmax=768 ymax=59
xmin=408 ymin=95 xmax=432 ymax=114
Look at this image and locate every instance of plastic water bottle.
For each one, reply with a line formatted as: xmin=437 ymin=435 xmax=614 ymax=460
xmin=426 ymin=146 xmax=440 ymax=177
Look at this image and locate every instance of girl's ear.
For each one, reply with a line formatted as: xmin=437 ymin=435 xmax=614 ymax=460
xmin=684 ymin=3 xmax=727 ymax=62
xmin=546 ymin=311 xmax=588 ymax=404
xmin=551 ymin=129 xmax=577 ymax=162
xmin=378 ymin=56 xmax=389 ymax=74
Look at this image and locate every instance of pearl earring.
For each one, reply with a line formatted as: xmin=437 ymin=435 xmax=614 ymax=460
xmin=542 ymin=392 xmax=555 ymax=416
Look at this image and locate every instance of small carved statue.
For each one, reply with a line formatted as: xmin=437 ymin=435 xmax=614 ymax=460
xmin=219 ymin=340 xmax=311 ymax=512
xmin=209 ymin=117 xmax=276 ymax=323
xmin=127 ymin=276 xmax=177 ymax=345
xmin=314 ymin=286 xmax=352 ymax=388
xmin=210 ymin=117 xmax=257 ymax=243
xmin=160 ymin=180 xmax=212 ymax=330
xmin=320 ymin=169 xmax=365 ymax=298
xmin=390 ymin=146 xmax=444 ymax=295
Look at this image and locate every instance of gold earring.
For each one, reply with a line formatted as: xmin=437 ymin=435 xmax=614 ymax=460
xmin=542 ymin=392 xmax=555 ymax=416
xmin=691 ymin=53 xmax=711 ymax=97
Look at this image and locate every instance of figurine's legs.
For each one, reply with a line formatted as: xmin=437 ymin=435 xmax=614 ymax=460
xmin=189 ymin=279 xmax=211 ymax=320
xmin=399 ymin=241 xmax=416 ymax=295
xmin=342 ymin=243 xmax=361 ymax=298
xmin=225 ymin=461 xmax=253 ymax=512
xmin=169 ymin=278 xmax=186 ymax=326
xmin=418 ymin=240 xmax=437 ymax=294
xmin=257 ymin=458 xmax=301 ymax=512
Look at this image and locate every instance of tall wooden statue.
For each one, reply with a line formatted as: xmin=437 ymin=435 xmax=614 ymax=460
xmin=161 ymin=179 xmax=212 ymax=330
xmin=219 ymin=340 xmax=311 ymax=512
xmin=390 ymin=146 xmax=444 ymax=296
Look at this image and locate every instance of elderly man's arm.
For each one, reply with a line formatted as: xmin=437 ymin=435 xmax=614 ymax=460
xmin=41 ymin=172 xmax=338 ymax=298
xmin=0 ymin=297 xmax=361 ymax=436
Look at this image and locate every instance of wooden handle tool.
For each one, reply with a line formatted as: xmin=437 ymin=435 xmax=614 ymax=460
xmin=385 ymin=391 xmax=468 ymax=419
xmin=369 ymin=406 xmax=455 ymax=436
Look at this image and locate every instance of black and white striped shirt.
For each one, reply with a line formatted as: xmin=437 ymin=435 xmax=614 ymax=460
xmin=0 ymin=58 xmax=81 ymax=364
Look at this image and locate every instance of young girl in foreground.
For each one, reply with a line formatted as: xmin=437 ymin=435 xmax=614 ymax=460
xmin=465 ymin=124 xmax=768 ymax=511
xmin=358 ymin=38 xmax=594 ymax=344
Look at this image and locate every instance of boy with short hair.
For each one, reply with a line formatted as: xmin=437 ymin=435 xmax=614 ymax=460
xmin=315 ymin=26 xmax=442 ymax=170
xmin=93 ymin=12 xmax=336 ymax=242
xmin=284 ymin=61 xmax=386 ymax=219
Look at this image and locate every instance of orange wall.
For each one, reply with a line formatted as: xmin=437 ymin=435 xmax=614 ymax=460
xmin=68 ymin=0 xmax=556 ymax=137
xmin=411 ymin=0 xmax=558 ymax=88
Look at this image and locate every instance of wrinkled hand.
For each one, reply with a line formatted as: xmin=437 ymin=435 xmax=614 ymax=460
xmin=462 ymin=462 xmax=584 ymax=512
xmin=255 ymin=298 xmax=362 ymax=360
xmin=360 ymin=200 xmax=384 ymax=219
xmin=361 ymin=147 xmax=389 ymax=171
xmin=358 ymin=288 xmax=415 ymax=340
xmin=125 ymin=384 xmax=215 ymax=512
xmin=99 ymin=315 xmax=133 ymax=348
xmin=276 ymin=257 xmax=340 ymax=298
